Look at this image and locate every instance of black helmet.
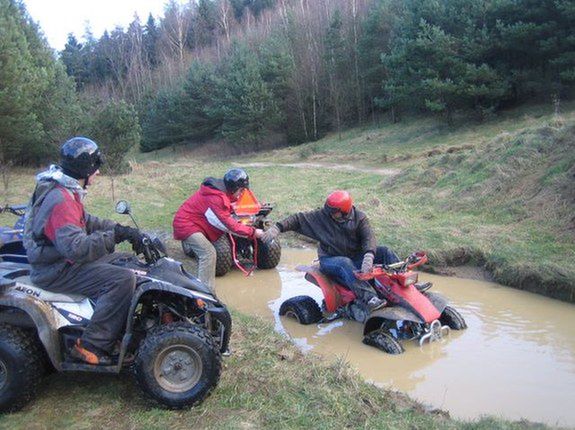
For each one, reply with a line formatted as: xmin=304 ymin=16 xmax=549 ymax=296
xmin=60 ymin=137 xmax=104 ymax=180
xmin=223 ymin=168 xmax=249 ymax=194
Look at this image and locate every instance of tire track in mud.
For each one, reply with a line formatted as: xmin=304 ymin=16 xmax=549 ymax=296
xmin=234 ymin=162 xmax=400 ymax=177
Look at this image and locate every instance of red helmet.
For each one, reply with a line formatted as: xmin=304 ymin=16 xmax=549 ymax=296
xmin=325 ymin=190 xmax=353 ymax=214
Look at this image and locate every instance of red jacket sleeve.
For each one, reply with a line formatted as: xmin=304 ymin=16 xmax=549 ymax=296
xmin=44 ymin=195 xmax=115 ymax=263
xmin=205 ymin=196 xmax=255 ymax=238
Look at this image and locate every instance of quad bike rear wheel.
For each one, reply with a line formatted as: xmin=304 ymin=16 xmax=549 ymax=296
xmin=0 ymin=324 xmax=45 ymax=412
xmin=279 ymin=296 xmax=322 ymax=325
xmin=256 ymin=238 xmax=281 ymax=269
xmin=214 ymin=235 xmax=233 ymax=277
xmin=363 ymin=329 xmax=404 ymax=354
xmin=439 ymin=306 xmax=467 ymax=330
xmin=134 ymin=322 xmax=222 ymax=409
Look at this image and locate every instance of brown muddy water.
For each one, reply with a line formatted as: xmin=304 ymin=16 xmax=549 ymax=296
xmin=214 ymin=248 xmax=575 ymax=427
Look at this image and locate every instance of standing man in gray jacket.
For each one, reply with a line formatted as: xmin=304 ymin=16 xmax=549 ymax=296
xmin=24 ymin=137 xmax=143 ymax=365
xmin=261 ymin=190 xmax=399 ymax=311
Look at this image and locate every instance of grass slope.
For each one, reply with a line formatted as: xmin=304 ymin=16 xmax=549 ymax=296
xmin=0 ymin=102 xmax=572 ymax=428
xmin=237 ymin=103 xmax=575 ymax=301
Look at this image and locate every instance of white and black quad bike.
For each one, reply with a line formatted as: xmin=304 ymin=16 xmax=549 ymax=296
xmin=0 ymin=201 xmax=231 ymax=411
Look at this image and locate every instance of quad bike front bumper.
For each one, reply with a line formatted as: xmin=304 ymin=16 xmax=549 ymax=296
xmin=419 ymin=320 xmax=450 ymax=346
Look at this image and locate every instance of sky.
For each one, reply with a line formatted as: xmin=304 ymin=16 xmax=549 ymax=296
xmin=23 ymin=0 xmax=169 ymax=51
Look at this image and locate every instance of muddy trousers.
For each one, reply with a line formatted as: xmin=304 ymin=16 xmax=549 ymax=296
xmin=319 ymin=246 xmax=400 ymax=303
xmin=182 ymin=232 xmax=216 ymax=293
xmin=43 ymin=253 xmax=136 ymax=353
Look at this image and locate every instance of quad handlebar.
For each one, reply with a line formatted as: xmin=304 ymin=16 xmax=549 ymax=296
xmin=355 ymin=251 xmax=428 ymax=280
xmin=137 ymin=234 xmax=167 ymax=265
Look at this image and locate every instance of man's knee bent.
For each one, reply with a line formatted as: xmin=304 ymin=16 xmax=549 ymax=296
xmin=323 ymin=256 xmax=354 ymax=268
xmin=375 ymin=246 xmax=399 ymax=265
xmin=321 ymin=257 xmax=356 ymax=281
xmin=106 ymin=270 xmax=136 ymax=298
xmin=202 ymin=244 xmax=217 ymax=264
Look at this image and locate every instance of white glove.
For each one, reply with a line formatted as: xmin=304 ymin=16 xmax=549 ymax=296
xmin=361 ymin=253 xmax=374 ymax=273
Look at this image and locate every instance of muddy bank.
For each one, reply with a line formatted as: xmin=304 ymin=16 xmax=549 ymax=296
xmin=268 ymin=235 xmax=574 ymax=303
xmin=167 ymin=232 xmax=574 ymax=303
xmin=429 ymin=247 xmax=575 ymax=304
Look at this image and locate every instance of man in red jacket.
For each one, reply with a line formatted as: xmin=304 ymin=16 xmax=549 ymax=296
xmin=173 ymin=169 xmax=263 ymax=291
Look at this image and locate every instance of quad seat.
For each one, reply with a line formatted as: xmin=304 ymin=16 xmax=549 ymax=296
xmin=11 ymin=275 xmax=86 ymax=303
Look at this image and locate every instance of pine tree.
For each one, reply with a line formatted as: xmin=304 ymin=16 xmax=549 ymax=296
xmin=0 ymin=0 xmax=44 ymax=162
xmin=212 ymin=45 xmax=281 ymax=148
xmin=143 ymin=14 xmax=159 ymax=67
xmin=89 ymin=100 xmax=140 ymax=174
xmin=60 ymin=34 xmax=89 ymax=88
xmin=140 ymin=88 xmax=181 ymax=152
xmin=0 ymin=0 xmax=79 ymax=164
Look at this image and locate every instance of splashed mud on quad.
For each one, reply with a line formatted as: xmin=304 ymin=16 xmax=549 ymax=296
xmin=280 ymin=252 xmax=467 ymax=354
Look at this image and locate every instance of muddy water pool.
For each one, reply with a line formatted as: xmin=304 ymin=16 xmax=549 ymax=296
xmin=215 ymin=248 xmax=575 ymax=427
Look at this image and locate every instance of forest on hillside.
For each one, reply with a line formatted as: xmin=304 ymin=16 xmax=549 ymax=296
xmin=1 ymin=0 xmax=574 ymax=166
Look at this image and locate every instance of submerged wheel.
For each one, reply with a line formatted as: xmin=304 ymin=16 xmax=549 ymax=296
xmin=214 ymin=235 xmax=233 ymax=277
xmin=134 ymin=322 xmax=222 ymax=409
xmin=439 ymin=306 xmax=467 ymax=330
xmin=256 ymin=238 xmax=281 ymax=269
xmin=363 ymin=329 xmax=404 ymax=355
xmin=279 ymin=296 xmax=322 ymax=325
xmin=0 ymin=324 xmax=45 ymax=412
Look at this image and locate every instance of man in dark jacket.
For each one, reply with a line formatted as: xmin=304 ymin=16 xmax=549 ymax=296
xmin=24 ymin=137 xmax=143 ymax=365
xmin=261 ymin=190 xmax=398 ymax=310
xmin=173 ymin=168 xmax=264 ymax=291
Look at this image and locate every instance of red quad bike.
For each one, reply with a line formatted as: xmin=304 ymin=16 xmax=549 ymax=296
xmin=212 ymin=189 xmax=281 ymax=276
xmin=279 ymin=252 xmax=467 ymax=354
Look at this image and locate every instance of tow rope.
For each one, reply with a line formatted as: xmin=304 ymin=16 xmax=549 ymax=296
xmin=228 ymin=233 xmax=258 ymax=276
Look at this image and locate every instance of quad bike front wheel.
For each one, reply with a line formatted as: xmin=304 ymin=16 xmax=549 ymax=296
xmin=0 ymin=324 xmax=45 ymax=412
xmin=439 ymin=306 xmax=467 ymax=330
xmin=363 ymin=329 xmax=404 ymax=354
xmin=279 ymin=296 xmax=322 ymax=325
xmin=134 ymin=322 xmax=222 ymax=409
xmin=256 ymin=238 xmax=281 ymax=269
xmin=214 ymin=235 xmax=233 ymax=277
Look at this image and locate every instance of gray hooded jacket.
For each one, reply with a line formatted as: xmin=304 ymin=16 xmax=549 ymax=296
xmin=23 ymin=166 xmax=117 ymax=286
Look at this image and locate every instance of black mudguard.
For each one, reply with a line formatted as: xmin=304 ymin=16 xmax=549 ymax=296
xmin=146 ymin=258 xmax=213 ymax=296
xmin=424 ymin=291 xmax=448 ymax=314
xmin=363 ymin=306 xmax=423 ymax=336
xmin=125 ymin=280 xmax=219 ymax=333
xmin=123 ymin=280 xmax=231 ymax=355
xmin=363 ymin=292 xmax=449 ymax=335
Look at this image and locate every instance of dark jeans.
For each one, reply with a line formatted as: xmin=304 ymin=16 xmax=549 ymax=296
xmin=319 ymin=246 xmax=399 ymax=303
xmin=45 ymin=253 xmax=136 ymax=353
